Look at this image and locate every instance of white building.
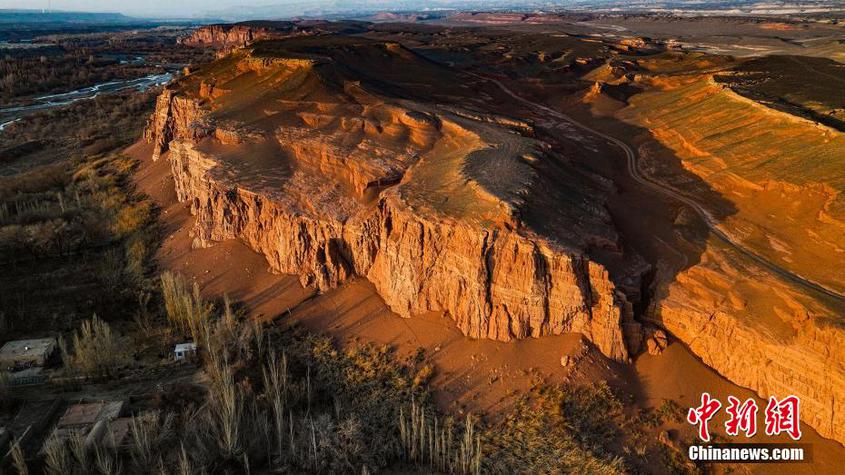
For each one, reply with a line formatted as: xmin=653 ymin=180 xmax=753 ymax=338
xmin=174 ymin=342 xmax=197 ymax=361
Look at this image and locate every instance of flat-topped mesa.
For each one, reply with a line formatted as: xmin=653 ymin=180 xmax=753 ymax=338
xmin=145 ymin=40 xmax=643 ymax=362
xmin=181 ymin=21 xmax=371 ymax=49
xmin=180 ymin=22 xmax=298 ymax=48
xmin=240 ymin=55 xmax=325 ymax=72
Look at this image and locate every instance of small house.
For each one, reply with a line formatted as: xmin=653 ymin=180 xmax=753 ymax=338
xmin=49 ymin=400 xmax=126 ymax=446
xmin=0 ymin=338 xmax=56 ymax=370
xmin=174 ymin=342 xmax=197 ymax=361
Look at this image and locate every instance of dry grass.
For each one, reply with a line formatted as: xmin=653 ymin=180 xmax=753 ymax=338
xmin=481 ymin=382 xmax=627 ymax=474
xmin=42 ymin=433 xmax=71 ymax=475
xmin=9 ymin=437 xmax=28 ymax=475
xmin=59 ymin=314 xmax=129 ymax=379
xmin=93 ymin=443 xmax=121 ymax=475
xmin=399 ymin=399 xmax=482 ymax=474
xmin=160 ymin=271 xmax=215 ymax=343
xmin=208 ymin=352 xmax=244 ymax=458
xmin=31 ymin=281 xmax=633 ymax=474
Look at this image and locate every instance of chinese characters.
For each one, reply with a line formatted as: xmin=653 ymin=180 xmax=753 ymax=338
xmin=687 ymin=394 xmax=801 ymax=441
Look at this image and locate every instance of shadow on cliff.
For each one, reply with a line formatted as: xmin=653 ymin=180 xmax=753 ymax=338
xmin=564 ymin=111 xmax=736 ymax=303
xmin=378 ymin=48 xmax=740 ymax=328
xmin=520 ymin=102 xmax=742 ymax=405
xmin=505 ymin=89 xmax=738 ymax=353
xmin=322 ymin=44 xmax=740 ymax=362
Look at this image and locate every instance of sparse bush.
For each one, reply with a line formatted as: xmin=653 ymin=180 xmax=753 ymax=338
xmin=0 ymin=91 xmax=159 ymax=331
xmin=412 ymin=364 xmax=434 ymax=388
xmin=398 ymin=399 xmax=482 ymax=474
xmin=60 ymin=314 xmax=129 ymax=378
xmin=132 ymin=290 xmax=155 ymax=337
xmin=38 ymin=293 xmax=636 ymax=474
xmin=112 ymin=200 xmax=152 ymax=238
xmin=481 ymin=382 xmax=627 ymax=474
xmin=563 ymin=382 xmax=624 ymax=448
xmin=160 ymin=271 xmax=212 ymax=342
xmin=124 ymin=233 xmax=150 ymax=286
xmin=10 ymin=437 xmax=28 ymax=475
xmin=98 ymin=248 xmax=125 ymax=292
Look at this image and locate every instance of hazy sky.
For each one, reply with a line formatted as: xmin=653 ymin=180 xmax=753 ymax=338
xmin=0 ymin=0 xmax=299 ymax=17
xmin=4 ymin=0 xmax=559 ymax=18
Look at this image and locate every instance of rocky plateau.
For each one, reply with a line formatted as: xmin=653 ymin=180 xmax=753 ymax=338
xmin=144 ymin=37 xmax=645 ymax=363
xmin=149 ymin=25 xmax=845 ymax=447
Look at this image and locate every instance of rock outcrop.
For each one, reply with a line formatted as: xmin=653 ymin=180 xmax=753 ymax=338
xmin=180 ymin=21 xmax=371 ymax=48
xmin=181 ymin=24 xmax=288 ymax=47
xmin=585 ymin=56 xmax=845 ymax=445
xmin=168 ymin=139 xmax=633 ymax=358
xmin=144 ymin=40 xmax=644 ymax=362
xmin=143 ymin=89 xmax=208 ymax=161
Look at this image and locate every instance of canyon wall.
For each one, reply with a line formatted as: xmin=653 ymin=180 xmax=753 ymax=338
xmin=147 ymin=89 xmax=637 ymax=363
xmin=144 ymin=43 xmax=845 ymax=446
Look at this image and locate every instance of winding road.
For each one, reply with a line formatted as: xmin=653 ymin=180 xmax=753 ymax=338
xmin=470 ymin=72 xmax=845 ymax=304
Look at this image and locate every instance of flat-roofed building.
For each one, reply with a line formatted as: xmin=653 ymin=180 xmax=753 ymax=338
xmin=0 ymin=338 xmax=56 ymax=370
xmin=49 ymin=401 xmax=126 ymax=446
xmin=56 ymin=401 xmax=125 ymax=430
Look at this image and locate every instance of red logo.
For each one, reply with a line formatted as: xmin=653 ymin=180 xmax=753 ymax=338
xmin=688 ymin=394 xmax=801 ymax=441
xmin=687 ymin=392 xmax=722 ymax=442
xmin=764 ymin=396 xmax=802 ymax=440
xmin=724 ymin=396 xmax=758 ymax=437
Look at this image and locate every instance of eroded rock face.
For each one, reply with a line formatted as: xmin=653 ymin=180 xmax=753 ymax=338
xmin=181 ymin=24 xmax=285 ymax=47
xmin=145 ymin=42 xmax=642 ymax=362
xmin=165 ymin=137 xmax=632 ymax=361
xmin=181 ymin=21 xmax=370 ymax=49
xmin=143 ymin=90 xmax=208 ymax=162
xmin=654 ymin=249 xmax=845 ymax=444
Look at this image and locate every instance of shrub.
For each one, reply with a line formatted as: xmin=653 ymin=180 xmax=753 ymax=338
xmin=160 ymin=271 xmax=212 ymax=342
xmin=111 ymin=200 xmax=152 ymax=238
xmin=60 ymin=314 xmax=129 ymax=378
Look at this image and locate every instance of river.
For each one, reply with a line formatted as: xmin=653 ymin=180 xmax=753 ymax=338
xmin=0 ymin=72 xmax=173 ymax=132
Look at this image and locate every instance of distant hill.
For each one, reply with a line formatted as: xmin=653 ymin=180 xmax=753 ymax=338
xmin=0 ymin=10 xmax=134 ymax=24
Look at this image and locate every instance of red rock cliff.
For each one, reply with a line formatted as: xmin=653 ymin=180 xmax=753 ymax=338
xmin=145 ymin=72 xmax=639 ymax=362
xmin=181 ymin=24 xmax=284 ymax=47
